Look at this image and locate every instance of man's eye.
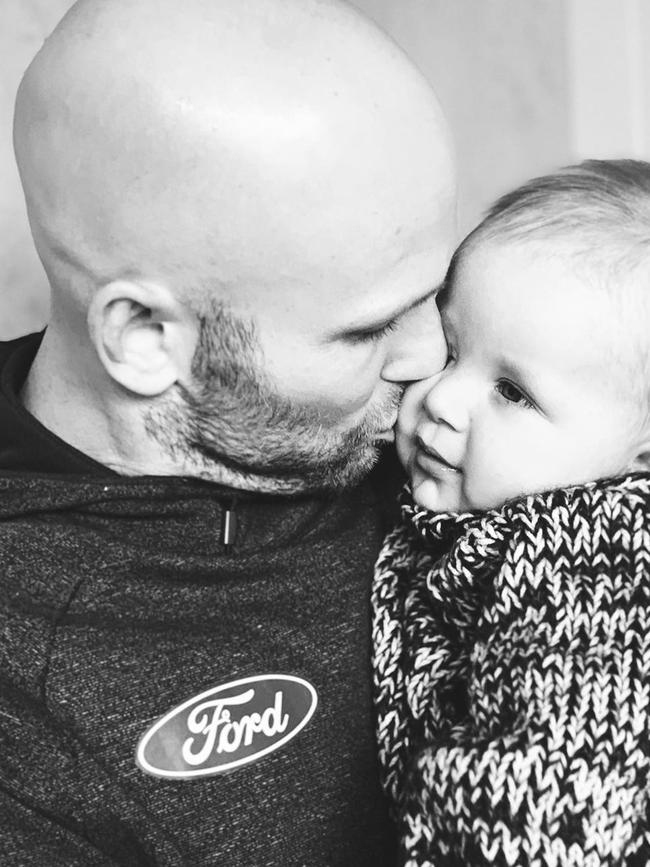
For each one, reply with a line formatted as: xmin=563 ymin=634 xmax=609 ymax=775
xmin=495 ymin=379 xmax=534 ymax=408
xmin=350 ymin=319 xmax=398 ymax=344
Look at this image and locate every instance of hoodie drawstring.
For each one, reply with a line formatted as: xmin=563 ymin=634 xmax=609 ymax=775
xmin=220 ymin=498 xmax=238 ymax=549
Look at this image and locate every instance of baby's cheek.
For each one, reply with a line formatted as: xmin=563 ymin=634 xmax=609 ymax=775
xmin=410 ymin=468 xmax=465 ymax=513
xmin=397 ymin=383 xmax=423 ymax=425
xmin=461 ymin=451 xmax=517 ymax=511
xmin=410 ymin=475 xmax=442 ymax=511
xmin=395 ymin=424 xmax=415 ymax=473
xmin=395 ymin=395 xmax=423 ymax=470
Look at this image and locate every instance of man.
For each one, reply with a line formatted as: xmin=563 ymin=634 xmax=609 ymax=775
xmin=0 ymin=0 xmax=456 ymax=863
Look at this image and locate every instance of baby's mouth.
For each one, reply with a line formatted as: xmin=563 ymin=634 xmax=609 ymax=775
xmin=414 ymin=434 xmax=460 ymax=473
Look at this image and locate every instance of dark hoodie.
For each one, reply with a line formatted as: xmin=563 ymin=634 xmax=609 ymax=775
xmin=0 ymin=333 xmax=400 ymax=866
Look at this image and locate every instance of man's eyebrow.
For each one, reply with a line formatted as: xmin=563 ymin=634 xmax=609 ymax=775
xmin=335 ymin=282 xmax=444 ymax=336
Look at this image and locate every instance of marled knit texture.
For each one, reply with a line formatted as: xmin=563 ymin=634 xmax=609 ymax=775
xmin=373 ymin=474 xmax=650 ymax=867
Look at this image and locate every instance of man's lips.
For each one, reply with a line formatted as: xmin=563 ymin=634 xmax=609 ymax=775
xmin=414 ymin=433 xmax=460 ymax=473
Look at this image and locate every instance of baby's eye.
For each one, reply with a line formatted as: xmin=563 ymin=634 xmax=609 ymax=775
xmin=495 ymin=379 xmax=534 ymax=408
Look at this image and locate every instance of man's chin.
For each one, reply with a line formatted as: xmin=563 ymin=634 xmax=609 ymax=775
xmin=306 ymin=409 xmax=398 ymax=490
xmin=194 ymin=433 xmax=381 ymax=494
xmin=152 ymin=382 xmax=390 ymax=494
xmin=306 ymin=439 xmax=381 ymax=492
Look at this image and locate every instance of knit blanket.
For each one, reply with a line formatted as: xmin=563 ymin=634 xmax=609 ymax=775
xmin=372 ymin=474 xmax=650 ymax=867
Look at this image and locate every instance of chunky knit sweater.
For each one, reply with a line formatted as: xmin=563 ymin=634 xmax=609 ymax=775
xmin=373 ymin=474 xmax=650 ymax=867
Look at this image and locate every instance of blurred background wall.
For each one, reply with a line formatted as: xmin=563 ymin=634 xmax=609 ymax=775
xmin=1 ymin=0 xmax=648 ymax=338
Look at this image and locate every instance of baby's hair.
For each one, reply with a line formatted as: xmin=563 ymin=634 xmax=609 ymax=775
xmin=449 ymin=159 xmax=650 ymax=277
xmin=445 ymin=158 xmax=650 ymax=428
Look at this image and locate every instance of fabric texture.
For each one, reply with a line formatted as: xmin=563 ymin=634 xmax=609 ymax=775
xmin=0 ymin=334 xmax=401 ymax=866
xmin=0 ymin=332 xmax=111 ymax=474
xmin=373 ymin=474 xmax=650 ymax=867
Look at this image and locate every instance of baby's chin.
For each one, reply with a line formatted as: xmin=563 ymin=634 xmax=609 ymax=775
xmin=410 ymin=475 xmax=467 ymax=513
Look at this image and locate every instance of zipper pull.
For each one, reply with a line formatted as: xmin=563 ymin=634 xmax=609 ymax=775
xmin=221 ymin=500 xmax=238 ymax=549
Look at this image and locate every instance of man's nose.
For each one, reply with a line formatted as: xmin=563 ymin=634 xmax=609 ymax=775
xmin=381 ymin=301 xmax=447 ymax=384
xmin=422 ymin=367 xmax=470 ymax=433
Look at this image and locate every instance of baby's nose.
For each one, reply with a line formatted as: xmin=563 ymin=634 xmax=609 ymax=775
xmin=422 ymin=368 xmax=470 ymax=432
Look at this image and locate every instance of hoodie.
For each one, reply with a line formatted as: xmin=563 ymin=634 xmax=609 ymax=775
xmin=0 ymin=333 xmax=399 ymax=866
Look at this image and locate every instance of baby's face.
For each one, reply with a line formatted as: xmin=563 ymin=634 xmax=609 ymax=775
xmin=397 ymin=240 xmax=646 ymax=512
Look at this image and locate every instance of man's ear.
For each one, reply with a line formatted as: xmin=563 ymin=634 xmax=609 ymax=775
xmin=87 ymin=280 xmax=197 ymax=397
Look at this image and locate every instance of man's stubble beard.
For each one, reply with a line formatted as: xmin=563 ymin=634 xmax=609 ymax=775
xmin=144 ymin=304 xmax=402 ymax=493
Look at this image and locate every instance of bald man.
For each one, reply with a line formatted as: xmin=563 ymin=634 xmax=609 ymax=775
xmin=0 ymin=0 xmax=456 ymax=864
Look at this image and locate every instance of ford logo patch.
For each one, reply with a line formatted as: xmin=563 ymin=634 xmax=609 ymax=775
xmin=136 ymin=674 xmax=318 ymax=778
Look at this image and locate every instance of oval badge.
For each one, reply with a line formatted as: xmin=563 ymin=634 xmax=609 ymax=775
xmin=136 ymin=674 xmax=318 ymax=778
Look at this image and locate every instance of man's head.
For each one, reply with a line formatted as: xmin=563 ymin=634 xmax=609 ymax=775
xmin=398 ymin=159 xmax=650 ymax=512
xmin=14 ymin=0 xmax=456 ymax=492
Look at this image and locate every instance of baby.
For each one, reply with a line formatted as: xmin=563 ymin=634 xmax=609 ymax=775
xmin=373 ymin=159 xmax=650 ymax=867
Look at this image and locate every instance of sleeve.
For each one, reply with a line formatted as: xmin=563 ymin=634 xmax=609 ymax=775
xmin=399 ymin=484 xmax=650 ymax=867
